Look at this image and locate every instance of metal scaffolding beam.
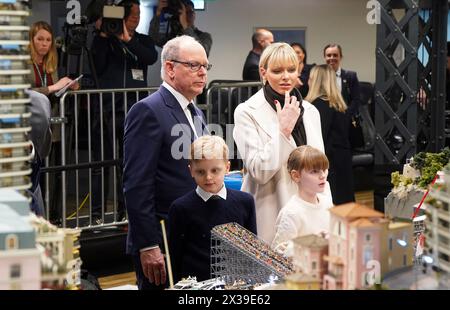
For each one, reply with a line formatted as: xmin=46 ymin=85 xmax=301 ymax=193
xmin=374 ymin=0 xmax=448 ymax=165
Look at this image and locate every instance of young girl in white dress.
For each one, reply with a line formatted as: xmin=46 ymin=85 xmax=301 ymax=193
xmin=272 ymin=145 xmax=333 ymax=252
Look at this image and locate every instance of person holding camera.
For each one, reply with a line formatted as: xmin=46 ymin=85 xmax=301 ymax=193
xmin=90 ymin=0 xmax=158 ymax=224
xmin=149 ymin=0 xmax=212 ymax=56
xmin=92 ymin=0 xmax=158 ymax=91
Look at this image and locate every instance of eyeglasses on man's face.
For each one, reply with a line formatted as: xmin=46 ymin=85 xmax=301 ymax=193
xmin=170 ymin=59 xmax=212 ymax=72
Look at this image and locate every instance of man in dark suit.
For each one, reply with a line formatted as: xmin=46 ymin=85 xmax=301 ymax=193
xmin=242 ymin=28 xmax=274 ymax=81
xmin=323 ymin=43 xmax=361 ymax=117
xmin=123 ymin=35 xmax=210 ymax=290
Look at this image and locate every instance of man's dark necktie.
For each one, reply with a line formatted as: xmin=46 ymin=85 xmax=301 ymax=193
xmin=187 ymin=102 xmax=206 ymax=137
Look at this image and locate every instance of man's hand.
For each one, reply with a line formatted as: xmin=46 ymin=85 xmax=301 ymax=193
xmin=140 ymin=247 xmax=167 ymax=286
xmin=276 ymin=91 xmax=301 ymax=139
xmin=156 ymin=0 xmax=168 ymax=16
xmin=117 ymin=21 xmax=131 ymax=42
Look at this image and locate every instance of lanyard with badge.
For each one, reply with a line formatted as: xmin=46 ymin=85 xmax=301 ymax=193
xmin=34 ymin=62 xmax=47 ymax=87
xmin=34 ymin=62 xmax=48 ymax=87
xmin=122 ymin=43 xmax=144 ymax=81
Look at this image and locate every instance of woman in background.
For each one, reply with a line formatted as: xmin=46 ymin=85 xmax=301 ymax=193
xmin=28 ymin=21 xmax=79 ymax=221
xmin=291 ymin=42 xmax=314 ymax=98
xmin=306 ymin=64 xmax=354 ymax=205
xmin=29 ymin=21 xmax=78 ymax=96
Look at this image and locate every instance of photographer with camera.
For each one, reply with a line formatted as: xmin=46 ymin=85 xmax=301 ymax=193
xmin=92 ymin=0 xmax=157 ymax=90
xmin=149 ymin=0 xmax=212 ymax=56
xmin=90 ymin=0 xmax=158 ymax=224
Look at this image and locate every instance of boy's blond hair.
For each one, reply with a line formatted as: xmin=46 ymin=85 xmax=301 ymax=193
xmin=190 ymin=135 xmax=229 ymax=163
xmin=287 ymin=145 xmax=329 ymax=174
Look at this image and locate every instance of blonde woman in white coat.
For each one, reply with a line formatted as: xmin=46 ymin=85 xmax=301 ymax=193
xmin=233 ymin=43 xmax=329 ymax=244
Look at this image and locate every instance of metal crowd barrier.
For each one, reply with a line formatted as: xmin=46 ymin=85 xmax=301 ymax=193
xmin=41 ymin=82 xmax=261 ymax=230
xmin=205 ymin=81 xmax=261 ymax=125
xmin=41 ymin=87 xmax=158 ymax=230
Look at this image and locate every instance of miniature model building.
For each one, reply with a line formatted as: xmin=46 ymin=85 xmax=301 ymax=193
xmin=385 ymin=160 xmax=425 ymax=220
xmin=425 ymin=165 xmax=450 ymax=274
xmin=0 ymin=189 xmax=82 ymax=289
xmin=284 ymin=273 xmax=321 ymax=290
xmin=385 ymin=149 xmax=450 ymax=220
xmin=210 ymin=222 xmax=294 ymax=284
xmin=0 ymin=202 xmax=41 ymax=290
xmin=30 ymin=215 xmax=82 ymax=289
xmin=0 ymin=0 xmax=32 ymax=193
xmin=291 ymin=234 xmax=328 ymax=280
xmin=323 ymin=203 xmax=413 ymax=290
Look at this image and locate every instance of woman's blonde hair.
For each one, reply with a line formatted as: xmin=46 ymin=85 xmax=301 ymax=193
xmin=190 ymin=135 xmax=229 ymax=163
xmin=287 ymin=145 xmax=329 ymax=175
xmin=259 ymin=42 xmax=298 ymax=83
xmin=29 ymin=21 xmax=57 ymax=74
xmin=306 ymin=64 xmax=347 ymax=112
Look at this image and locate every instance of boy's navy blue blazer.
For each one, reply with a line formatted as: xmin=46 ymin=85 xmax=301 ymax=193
xmin=168 ymin=188 xmax=257 ymax=282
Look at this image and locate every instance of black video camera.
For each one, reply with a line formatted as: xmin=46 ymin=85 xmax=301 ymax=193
xmin=64 ymin=16 xmax=89 ymax=54
xmin=101 ymin=5 xmax=124 ymax=36
xmin=162 ymin=0 xmax=184 ymax=16
xmin=86 ymin=0 xmax=125 ymax=37
xmin=161 ymin=0 xmax=186 ymax=40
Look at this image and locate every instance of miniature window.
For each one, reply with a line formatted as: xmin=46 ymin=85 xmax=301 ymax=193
xmin=351 ymin=248 xmax=354 ymax=260
xmin=10 ymin=264 xmax=21 ymax=279
xmin=403 ymin=254 xmax=407 ymax=266
xmin=5 ymin=234 xmax=18 ymax=250
xmin=366 ymin=234 xmax=371 ymax=242
xmin=338 ymin=222 xmax=341 ymax=236
xmin=312 ymin=261 xmax=317 ymax=270
xmin=389 ymin=238 xmax=393 ymax=251
xmin=363 ymin=247 xmax=373 ymax=265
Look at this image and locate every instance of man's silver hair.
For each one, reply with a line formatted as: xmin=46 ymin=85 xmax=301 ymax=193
xmin=160 ymin=35 xmax=201 ymax=80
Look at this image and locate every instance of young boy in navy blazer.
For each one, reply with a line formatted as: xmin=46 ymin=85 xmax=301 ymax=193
xmin=168 ymin=135 xmax=257 ymax=282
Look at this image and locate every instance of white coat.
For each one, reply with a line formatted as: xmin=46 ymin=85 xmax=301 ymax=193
xmin=233 ymin=89 xmax=328 ymax=244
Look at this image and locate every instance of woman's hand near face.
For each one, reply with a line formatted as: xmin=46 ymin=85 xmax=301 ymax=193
xmin=276 ymin=91 xmax=301 ymax=139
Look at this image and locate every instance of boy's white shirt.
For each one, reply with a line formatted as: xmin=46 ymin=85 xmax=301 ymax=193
xmin=196 ymin=184 xmax=227 ymax=202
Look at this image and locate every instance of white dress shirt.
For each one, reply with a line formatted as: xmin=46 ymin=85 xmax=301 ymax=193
xmin=336 ymin=67 xmax=342 ymax=92
xmin=162 ymin=81 xmax=199 ymax=138
xmin=196 ymin=184 xmax=227 ymax=202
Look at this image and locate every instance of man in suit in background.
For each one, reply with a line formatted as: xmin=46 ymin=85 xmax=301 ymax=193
xmin=323 ymin=43 xmax=361 ymax=117
xmin=242 ymin=28 xmax=274 ymax=81
xmin=123 ymin=35 xmax=210 ymax=290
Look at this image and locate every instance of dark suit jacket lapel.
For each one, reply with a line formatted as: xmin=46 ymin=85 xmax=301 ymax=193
xmin=341 ymin=69 xmax=350 ymax=104
xmin=159 ymin=86 xmax=196 ymax=141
